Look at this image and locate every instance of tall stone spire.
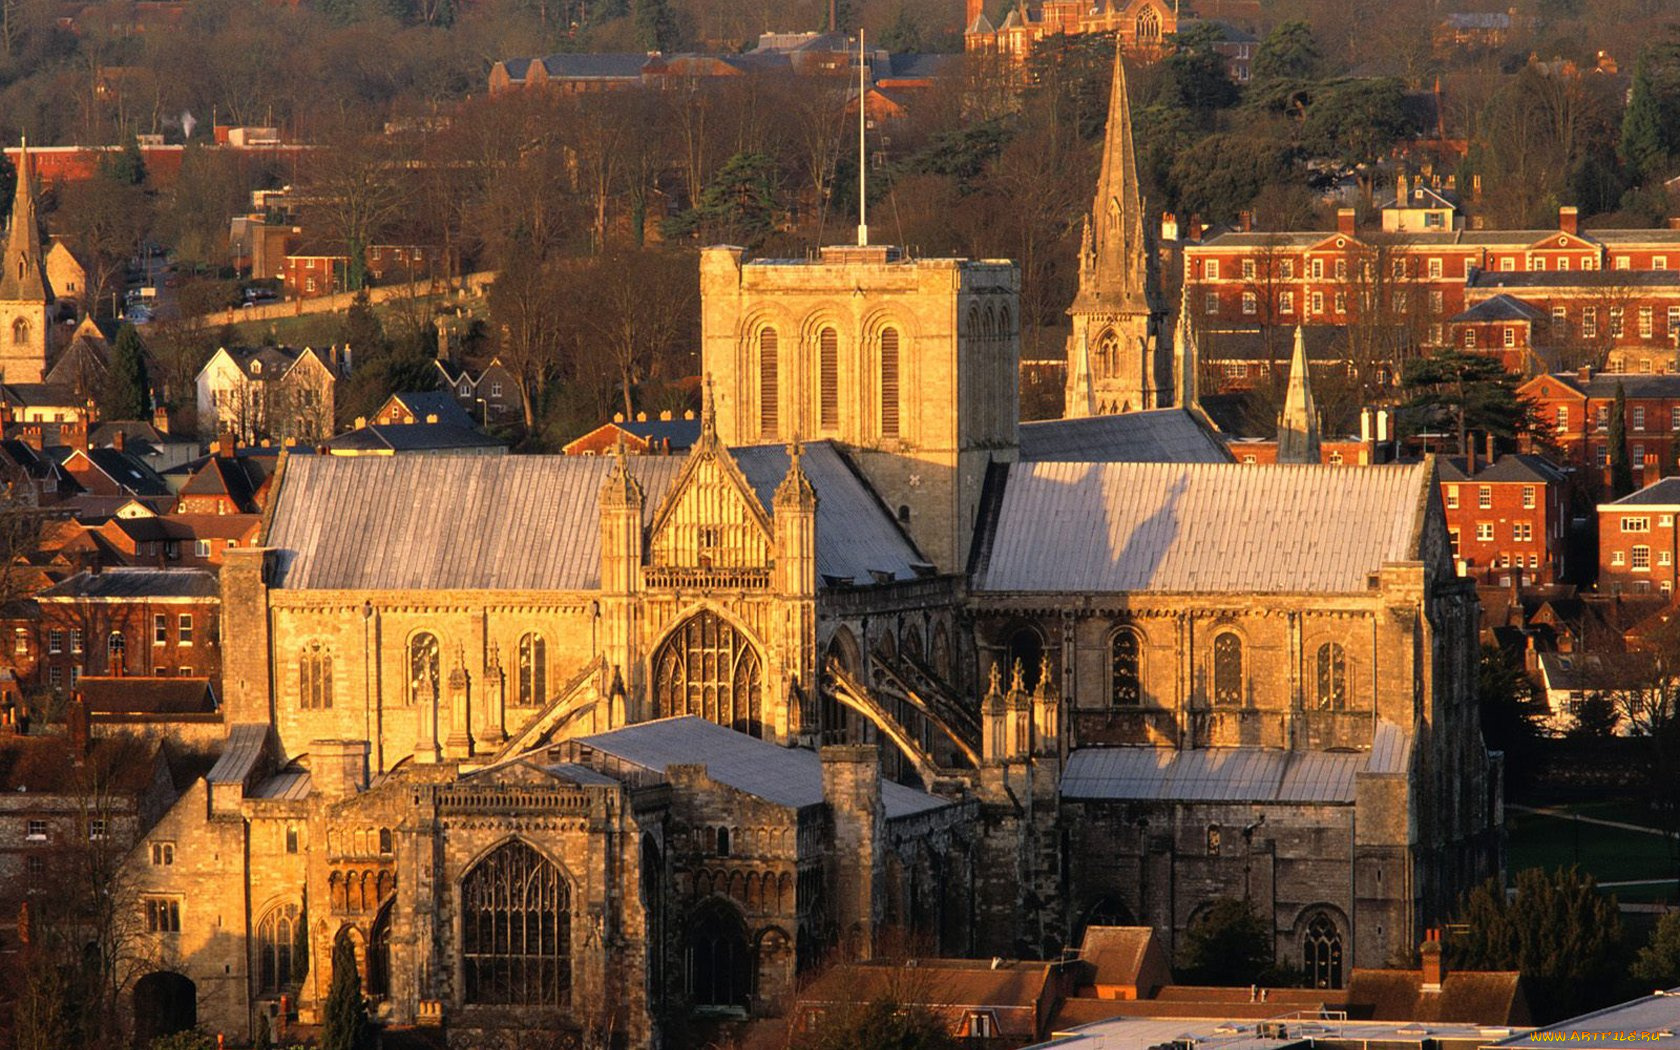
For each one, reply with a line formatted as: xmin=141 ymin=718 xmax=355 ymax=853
xmin=0 ymin=140 xmax=48 ymax=303
xmin=1276 ymin=325 xmax=1321 ymax=464
xmin=1173 ymin=283 xmax=1198 ymax=411
xmin=1063 ymin=37 xmax=1165 ymax=419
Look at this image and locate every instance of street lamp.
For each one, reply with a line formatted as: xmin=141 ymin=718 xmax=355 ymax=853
xmin=475 ymin=397 xmax=488 ymax=429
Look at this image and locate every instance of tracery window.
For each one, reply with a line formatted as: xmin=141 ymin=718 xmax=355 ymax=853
xmin=299 ymin=642 xmax=333 ymax=710
xmin=1097 ymin=331 xmax=1119 ymax=377
xmin=1315 ymin=642 xmax=1347 ymax=710
xmin=1136 ymin=6 xmax=1161 ymax=43
xmin=1304 ymin=913 xmax=1344 ymax=989
xmin=256 ymin=903 xmax=300 ymax=994
xmin=408 ymin=632 xmax=439 ymax=706
xmin=880 ymin=326 xmax=900 ymax=438
xmin=687 ymin=899 xmax=750 ymax=1009
xmin=1111 ymin=629 xmax=1141 ymax=706
xmin=1212 ymin=632 xmax=1243 ymax=706
xmin=461 ymin=839 xmax=571 ymax=1007
xmin=518 ymin=632 xmax=546 ymax=706
xmin=758 ymin=328 xmax=779 ymax=440
xmin=653 ymin=612 xmax=763 ymax=736
xmin=818 ymin=326 xmax=839 ymax=430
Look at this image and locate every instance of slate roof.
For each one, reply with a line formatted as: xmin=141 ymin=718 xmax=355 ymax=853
xmin=577 ymin=716 xmax=948 ymax=819
xmin=207 ymin=724 xmax=270 ymax=784
xmin=1495 ymin=989 xmax=1680 ymax=1050
xmin=619 ymin=418 xmax=702 ymax=449
xmin=1017 ymin=410 xmax=1230 ymax=464
xmin=1607 ymin=476 xmax=1680 ymax=506
xmin=1451 ymin=294 xmax=1546 ymax=323
xmin=383 ymin=391 xmax=475 ymax=428
xmin=265 ymin=443 xmax=921 ymax=591
xmin=39 ymin=567 xmax=218 ymax=600
xmin=1059 ymin=722 xmax=1409 ymax=803
xmin=536 ymin=53 xmax=649 ymax=79
xmin=78 ymin=676 xmax=217 ymax=716
xmin=1438 ymin=453 xmax=1566 ymax=484
xmin=324 ymin=423 xmax=506 ymax=453
xmin=1472 ymin=270 xmax=1680 ymax=289
xmin=83 ymin=447 xmax=171 ymax=495
xmin=973 ymin=461 xmax=1432 ymax=594
xmin=1529 ymin=372 xmax=1680 ymax=399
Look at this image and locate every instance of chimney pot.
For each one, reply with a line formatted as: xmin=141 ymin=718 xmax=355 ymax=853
xmin=1560 ymin=206 xmax=1580 ymax=236
xmin=1337 ymin=208 xmax=1357 ymax=236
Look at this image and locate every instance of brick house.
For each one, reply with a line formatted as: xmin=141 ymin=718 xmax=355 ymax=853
xmin=1439 ymin=451 xmax=1569 ymax=585
xmin=281 ymin=254 xmax=347 ymax=299
xmin=1517 ymin=369 xmax=1680 ymax=488
xmin=435 ymin=357 xmax=525 ymax=426
xmin=1597 ymin=477 xmax=1680 ymax=596
xmin=32 ymin=568 xmax=220 ymax=693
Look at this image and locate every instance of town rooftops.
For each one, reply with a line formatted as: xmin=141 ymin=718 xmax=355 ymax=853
xmin=324 ymin=422 xmax=506 ymax=454
xmin=1449 ymin=294 xmax=1547 ymax=324
xmin=571 ymin=715 xmax=949 ymax=819
xmin=973 ymin=461 xmax=1436 ymax=594
xmin=380 ymin=391 xmax=475 ymax=428
xmin=37 ymin=567 xmax=219 ymax=601
xmin=1346 ymin=967 xmax=1528 ymax=1025
xmin=1492 ymin=990 xmax=1680 ymax=1050
xmin=1605 ymin=476 xmax=1680 ymax=506
xmin=1437 ymin=453 xmax=1565 ymax=484
xmin=1471 ymin=270 xmax=1680 ymax=289
xmin=78 ymin=675 xmax=218 ymax=718
xmin=1527 ymin=371 xmax=1680 ymax=399
xmin=1018 ymin=409 xmax=1230 ymax=464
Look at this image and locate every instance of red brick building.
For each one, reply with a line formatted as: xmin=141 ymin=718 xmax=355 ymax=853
xmin=31 ymin=568 xmax=220 ymax=693
xmin=1439 ymin=452 xmax=1569 ymax=585
xmin=1597 ymin=478 xmax=1680 ymax=596
xmin=1517 ymin=369 xmax=1680 ymax=489
xmin=282 ymin=254 xmax=347 ymax=299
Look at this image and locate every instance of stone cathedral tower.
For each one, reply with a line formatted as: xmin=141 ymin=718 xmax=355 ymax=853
xmin=1065 ymin=39 xmax=1166 ymax=418
xmin=0 ymin=142 xmax=50 ymax=384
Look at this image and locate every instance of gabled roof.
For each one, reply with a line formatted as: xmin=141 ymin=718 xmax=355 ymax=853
xmin=973 ymin=461 xmax=1435 ymax=594
xmin=1438 ymin=453 xmax=1566 ymax=484
xmin=68 ymin=447 xmax=171 ymax=496
xmin=575 ymin=715 xmax=948 ymax=819
xmin=380 ymin=391 xmax=474 ymax=428
xmin=1531 ymin=372 xmax=1680 ymax=399
xmin=324 ymin=423 xmax=505 ymax=453
xmin=1018 ymin=410 xmax=1230 ymax=464
xmin=1451 ymin=294 xmax=1547 ymax=323
xmin=1346 ymin=968 xmax=1527 ymax=1025
xmin=1606 ymin=476 xmax=1680 ymax=506
xmin=536 ymin=53 xmax=649 ymax=79
xmin=78 ymin=675 xmax=217 ymax=716
xmin=39 ymin=567 xmax=218 ymax=601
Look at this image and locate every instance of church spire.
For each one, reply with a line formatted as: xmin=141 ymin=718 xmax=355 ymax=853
xmin=0 ymin=139 xmax=48 ymax=304
xmin=1174 ymin=283 xmax=1199 ymax=411
xmin=1277 ymin=326 xmax=1321 ymax=464
xmin=1068 ymin=329 xmax=1095 ymax=418
xmin=1077 ymin=37 xmax=1150 ymax=313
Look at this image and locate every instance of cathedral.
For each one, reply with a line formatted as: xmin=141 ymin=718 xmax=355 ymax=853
xmin=118 ymin=42 xmax=1501 ymax=1050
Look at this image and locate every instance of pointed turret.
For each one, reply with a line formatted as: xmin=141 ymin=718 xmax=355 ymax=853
xmin=1068 ymin=329 xmax=1095 ymax=418
xmin=1277 ymin=326 xmax=1321 ymax=464
xmin=0 ymin=141 xmax=48 ymax=303
xmin=1077 ymin=44 xmax=1150 ymax=314
xmin=1174 ymin=283 xmax=1199 ymax=411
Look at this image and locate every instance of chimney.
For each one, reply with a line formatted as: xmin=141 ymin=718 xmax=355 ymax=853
xmin=1420 ymin=928 xmax=1445 ymax=992
xmin=1239 ymin=211 xmax=1254 ymax=233
xmin=65 ymin=420 xmax=87 ymax=452
xmin=66 ymin=693 xmax=91 ymax=758
xmin=1467 ymin=433 xmax=1478 ymax=476
xmin=112 ymin=429 xmax=125 ymax=453
xmin=20 ymin=426 xmax=41 ymax=451
xmin=1578 ymin=364 xmax=1593 ymax=385
xmin=1485 ymin=432 xmax=1496 ymax=464
xmin=152 ymin=405 xmax=170 ymax=434
xmin=1560 ymin=206 xmax=1579 ymax=236
xmin=1337 ymin=208 xmax=1357 ymax=236
xmin=216 ymin=432 xmax=234 ymax=458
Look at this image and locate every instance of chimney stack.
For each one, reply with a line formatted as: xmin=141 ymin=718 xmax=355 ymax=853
xmin=1467 ymin=432 xmax=1478 ymax=476
xmin=1485 ymin=432 xmax=1496 ymax=464
xmin=1560 ymin=206 xmax=1579 ymax=236
xmin=67 ymin=693 xmax=91 ymax=758
xmin=1337 ymin=208 xmax=1357 ymax=236
xmin=216 ymin=432 xmax=234 ymax=458
xmin=1420 ymin=928 xmax=1445 ymax=992
xmin=112 ymin=429 xmax=125 ymax=453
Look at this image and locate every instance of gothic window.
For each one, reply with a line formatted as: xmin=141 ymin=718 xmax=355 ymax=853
xmin=1304 ymin=913 xmax=1344 ymax=989
xmin=758 ymin=327 xmax=779 ymax=440
xmin=256 ymin=903 xmax=300 ymax=994
xmin=999 ymin=306 xmax=1011 ymax=336
xmin=1136 ymin=6 xmax=1161 ymax=43
xmin=408 ymin=632 xmax=439 ymax=706
xmin=1315 ymin=642 xmax=1347 ymax=710
xmin=107 ymin=631 xmax=125 ymax=672
xmin=1111 ymin=629 xmax=1141 ymax=706
xmin=1212 ymin=632 xmax=1244 ymax=706
xmin=818 ymin=326 xmax=839 ymax=431
xmin=652 ymin=612 xmax=764 ymax=736
xmin=880 ymin=326 xmax=900 ymax=438
xmin=368 ymin=902 xmax=393 ymax=999
xmin=687 ymin=899 xmax=751 ymax=1010
xmin=298 ymin=642 xmax=333 ymax=710
xmin=10 ymin=317 xmax=26 ymax=345
xmin=1097 ymin=331 xmax=1119 ymax=377
xmin=461 ymin=839 xmax=571 ymax=1007
xmin=518 ymin=632 xmax=546 ymax=706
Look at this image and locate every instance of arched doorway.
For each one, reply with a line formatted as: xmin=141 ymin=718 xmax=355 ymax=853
xmin=653 ymin=612 xmax=764 ymax=737
xmin=133 ymin=971 xmax=196 ymax=1044
xmin=687 ymin=898 xmax=751 ymax=1012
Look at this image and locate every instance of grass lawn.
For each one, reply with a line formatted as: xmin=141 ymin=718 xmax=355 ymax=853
xmin=1506 ymin=806 xmax=1680 ymax=889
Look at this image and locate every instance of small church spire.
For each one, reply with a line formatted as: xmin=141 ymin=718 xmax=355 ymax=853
xmin=699 ymin=372 xmax=717 ymax=446
xmin=1174 ymin=283 xmax=1199 ymax=411
xmin=0 ymin=136 xmax=48 ymax=304
xmin=1276 ymin=325 xmax=1321 ymax=464
xmin=1069 ymin=329 xmax=1095 ymax=418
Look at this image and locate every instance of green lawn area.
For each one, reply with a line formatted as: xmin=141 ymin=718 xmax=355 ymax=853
xmin=1506 ymin=806 xmax=1680 ymax=892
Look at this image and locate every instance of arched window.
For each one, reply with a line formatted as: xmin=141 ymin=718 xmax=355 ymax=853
xmin=518 ymin=632 xmax=546 ymax=706
xmin=818 ymin=326 xmax=839 ymax=430
xmin=999 ymin=306 xmax=1012 ymax=337
xmin=758 ymin=327 xmax=779 ymax=440
xmin=10 ymin=317 xmax=27 ymax=345
xmin=256 ymin=903 xmax=300 ymax=995
xmin=1212 ymin=632 xmax=1244 ymax=706
xmin=652 ymin=612 xmax=763 ymax=736
xmin=1316 ymin=642 xmax=1347 ymax=710
xmin=1097 ymin=331 xmax=1119 ymax=377
xmin=1111 ymin=629 xmax=1141 ymax=706
xmin=408 ymin=632 xmax=439 ymax=706
xmin=1137 ymin=6 xmax=1161 ymax=43
xmin=461 ymin=839 xmax=571 ymax=1006
xmin=368 ymin=901 xmax=393 ymax=999
xmin=967 ymin=304 xmax=980 ymax=336
xmin=378 ymin=827 xmax=393 ymax=854
xmin=880 ymin=326 xmax=900 ymax=438
xmin=107 ymin=631 xmax=125 ymax=672
xmin=298 ymin=642 xmax=333 ymax=710
xmin=1304 ymin=913 xmax=1344 ymax=989
xmin=687 ymin=899 xmax=751 ymax=1010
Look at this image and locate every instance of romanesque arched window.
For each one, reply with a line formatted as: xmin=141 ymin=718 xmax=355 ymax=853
xmin=461 ymin=839 xmax=571 ymax=1007
xmin=299 ymin=642 xmax=333 ymax=710
xmin=1304 ymin=913 xmax=1344 ymax=989
xmin=10 ymin=317 xmax=27 ymax=345
xmin=999 ymin=306 xmax=1012 ymax=337
xmin=687 ymin=899 xmax=751 ymax=1009
xmin=1137 ymin=6 xmax=1161 ymax=43
xmin=256 ymin=903 xmax=300 ymax=995
xmin=408 ymin=632 xmax=439 ymax=706
xmin=107 ymin=631 xmax=125 ymax=672
xmin=1316 ymin=642 xmax=1347 ymax=710
xmin=1212 ymin=632 xmax=1244 ymax=706
xmin=879 ymin=326 xmax=900 ymax=438
xmin=758 ymin=327 xmax=779 ymax=440
xmin=368 ymin=901 xmax=393 ymax=999
xmin=818 ymin=326 xmax=839 ymax=431
xmin=652 ymin=611 xmax=763 ymax=736
xmin=518 ymin=632 xmax=546 ymax=706
xmin=1111 ymin=629 xmax=1141 ymax=706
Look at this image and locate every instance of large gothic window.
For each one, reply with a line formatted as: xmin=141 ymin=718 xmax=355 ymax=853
xmin=517 ymin=632 xmax=546 ymax=706
xmin=1212 ymin=632 xmax=1244 ymax=706
xmin=687 ymin=899 xmax=751 ymax=1010
xmin=1137 ymin=6 xmax=1161 ymax=42
xmin=299 ymin=642 xmax=333 ymax=710
xmin=1304 ymin=913 xmax=1344 ymax=989
xmin=461 ymin=839 xmax=572 ymax=1007
xmin=408 ymin=632 xmax=439 ymax=706
xmin=256 ymin=903 xmax=300 ymax=995
xmin=1111 ymin=629 xmax=1141 ymax=706
xmin=1316 ymin=642 xmax=1347 ymax=710
xmin=818 ymin=326 xmax=839 ymax=431
xmin=653 ymin=612 xmax=763 ymax=736
xmin=880 ymin=326 xmax=900 ymax=438
xmin=758 ymin=328 xmax=779 ymax=440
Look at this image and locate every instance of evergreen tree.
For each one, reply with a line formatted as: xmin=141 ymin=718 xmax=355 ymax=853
xmin=1632 ymin=908 xmax=1680 ymax=988
xmin=1399 ymin=350 xmax=1533 ymax=452
xmin=342 ymin=289 xmax=385 ymax=358
xmin=99 ymin=324 xmax=151 ymax=420
xmin=1571 ymin=693 xmax=1620 ymax=739
xmin=321 ymin=937 xmax=371 ymax=1050
xmin=1620 ymin=37 xmax=1680 ymax=181
xmin=1611 ymin=381 xmax=1635 ymax=498
xmin=254 ymin=1010 xmax=274 ymax=1050
xmin=632 ymin=0 xmax=677 ymax=52
xmin=1250 ymin=20 xmax=1322 ymax=85
xmin=660 ymin=152 xmax=779 ymax=248
xmin=1176 ymin=897 xmax=1274 ymax=985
